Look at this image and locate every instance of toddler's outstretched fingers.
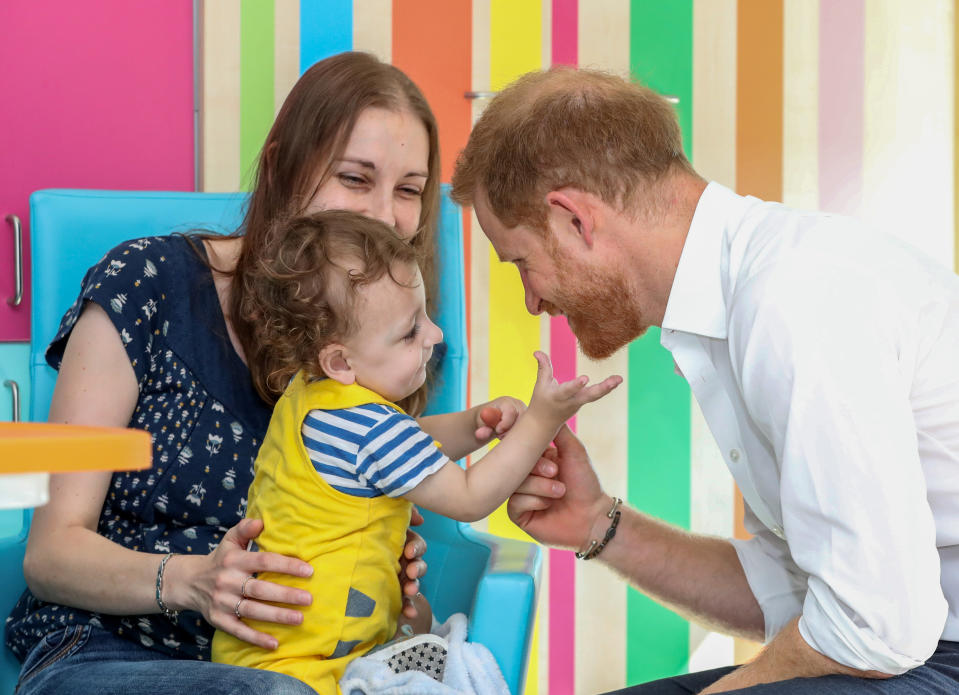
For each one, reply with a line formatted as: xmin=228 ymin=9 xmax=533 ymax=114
xmin=533 ymin=350 xmax=554 ymax=383
xmin=579 ymin=374 xmax=624 ymax=403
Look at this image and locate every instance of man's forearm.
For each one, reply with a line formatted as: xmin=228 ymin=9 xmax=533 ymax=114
xmin=596 ymin=505 xmax=766 ymax=641
xmin=698 ymin=618 xmax=892 ymax=694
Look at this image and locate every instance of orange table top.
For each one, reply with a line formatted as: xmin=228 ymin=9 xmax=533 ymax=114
xmin=0 ymin=423 xmax=151 ymax=475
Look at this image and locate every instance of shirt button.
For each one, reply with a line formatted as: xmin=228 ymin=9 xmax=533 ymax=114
xmin=772 ymin=526 xmax=786 ymax=539
xmin=729 ymin=448 xmax=741 ymax=462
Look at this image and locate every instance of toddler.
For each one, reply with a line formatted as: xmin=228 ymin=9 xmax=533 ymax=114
xmin=211 ymin=210 xmax=620 ymax=693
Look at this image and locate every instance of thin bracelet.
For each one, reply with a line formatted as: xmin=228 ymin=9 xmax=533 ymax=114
xmin=155 ymin=553 xmax=180 ymax=620
xmin=575 ymin=497 xmax=622 ymax=560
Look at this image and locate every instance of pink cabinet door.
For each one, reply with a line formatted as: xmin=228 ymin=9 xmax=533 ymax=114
xmin=0 ymin=1 xmax=195 ymax=340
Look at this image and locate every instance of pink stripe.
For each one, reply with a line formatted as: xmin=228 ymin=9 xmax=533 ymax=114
xmin=818 ymin=0 xmax=864 ymax=215
xmin=552 ymin=0 xmax=578 ymax=66
xmin=549 ymin=6 xmax=577 ymax=689
xmin=548 ymin=317 xmax=577 ymax=693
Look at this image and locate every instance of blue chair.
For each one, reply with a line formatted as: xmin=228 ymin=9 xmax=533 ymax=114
xmin=0 ymin=187 xmax=541 ymax=694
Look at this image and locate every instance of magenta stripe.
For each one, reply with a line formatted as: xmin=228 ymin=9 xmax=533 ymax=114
xmin=548 ymin=317 xmax=578 ymax=695
xmin=549 ymin=6 xmax=577 ymax=690
xmin=818 ymin=0 xmax=864 ymax=215
xmin=552 ymin=0 xmax=578 ymax=66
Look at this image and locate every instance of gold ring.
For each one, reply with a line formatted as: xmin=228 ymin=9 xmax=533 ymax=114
xmin=234 ymin=597 xmax=245 ymax=619
xmin=240 ymin=575 xmax=254 ymax=599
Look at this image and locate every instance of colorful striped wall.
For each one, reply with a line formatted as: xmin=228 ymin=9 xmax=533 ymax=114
xmin=197 ymin=1 xmax=956 ymax=692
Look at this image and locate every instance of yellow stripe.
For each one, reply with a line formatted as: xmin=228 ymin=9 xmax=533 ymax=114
xmin=486 ymin=5 xmax=544 ymax=694
xmin=199 ymin=0 xmax=242 ymax=192
xmin=273 ymin=0 xmax=300 ymax=116
xmin=352 ymin=0 xmax=392 ymax=62
xmin=781 ymin=0 xmax=818 ymax=210
xmin=486 ymin=0 xmax=544 ymax=540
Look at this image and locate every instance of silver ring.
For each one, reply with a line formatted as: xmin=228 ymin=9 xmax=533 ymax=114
xmin=240 ymin=575 xmax=254 ymax=599
xmin=234 ymin=597 xmax=245 ymax=619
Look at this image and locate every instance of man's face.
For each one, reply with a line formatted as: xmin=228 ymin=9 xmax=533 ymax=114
xmin=474 ymin=193 xmax=646 ymax=360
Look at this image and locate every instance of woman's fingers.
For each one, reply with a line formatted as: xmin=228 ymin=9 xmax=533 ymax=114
xmin=222 ymin=618 xmax=280 ymax=650
xmin=241 ymin=549 xmax=313 ymax=581
xmin=238 ymin=576 xmax=312 ymax=608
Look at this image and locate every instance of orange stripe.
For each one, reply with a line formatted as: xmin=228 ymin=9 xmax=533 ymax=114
xmin=735 ymin=0 xmax=783 ymax=542
xmin=736 ymin=0 xmax=783 ymax=202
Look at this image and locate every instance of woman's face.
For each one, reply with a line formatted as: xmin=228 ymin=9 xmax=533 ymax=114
xmin=305 ymin=107 xmax=430 ymax=241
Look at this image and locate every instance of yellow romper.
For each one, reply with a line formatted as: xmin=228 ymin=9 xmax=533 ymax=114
xmin=212 ymin=372 xmax=415 ymax=694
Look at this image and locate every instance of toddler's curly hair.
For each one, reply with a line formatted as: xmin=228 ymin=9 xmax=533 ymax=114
xmin=238 ymin=210 xmax=422 ymax=406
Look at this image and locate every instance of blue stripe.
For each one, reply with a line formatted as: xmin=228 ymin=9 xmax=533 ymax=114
xmin=331 ymin=483 xmax=381 ymax=498
xmin=302 ymin=434 xmax=352 ymax=462
xmin=311 ymin=460 xmax=358 ymax=481
xmin=303 ymin=413 xmax=365 ymax=445
xmin=354 ymin=403 xmax=395 ymax=417
xmin=325 ymin=407 xmax=379 ymax=429
xmin=299 ymin=0 xmax=352 ymax=74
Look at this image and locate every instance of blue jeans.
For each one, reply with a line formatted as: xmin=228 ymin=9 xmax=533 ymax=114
xmin=602 ymin=640 xmax=959 ymax=693
xmin=14 ymin=625 xmax=317 ymax=695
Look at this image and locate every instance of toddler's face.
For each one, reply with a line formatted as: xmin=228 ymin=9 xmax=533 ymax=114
xmin=339 ymin=263 xmax=443 ymax=402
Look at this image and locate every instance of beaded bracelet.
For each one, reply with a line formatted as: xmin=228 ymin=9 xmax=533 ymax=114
xmin=155 ymin=552 xmax=180 ymax=620
xmin=575 ymin=497 xmax=622 ymax=560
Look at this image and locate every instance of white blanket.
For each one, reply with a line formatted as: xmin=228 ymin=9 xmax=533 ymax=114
xmin=339 ymin=613 xmax=510 ymax=695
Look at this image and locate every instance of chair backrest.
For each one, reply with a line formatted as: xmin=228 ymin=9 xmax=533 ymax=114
xmin=28 ymin=187 xmax=467 ymax=421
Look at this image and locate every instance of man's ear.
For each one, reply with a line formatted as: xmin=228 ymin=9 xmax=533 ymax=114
xmin=319 ymin=344 xmax=355 ymax=386
xmin=545 ymin=189 xmax=596 ymax=248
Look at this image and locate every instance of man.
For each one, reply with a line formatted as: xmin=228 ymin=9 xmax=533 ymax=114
xmin=451 ymin=67 xmax=959 ymax=694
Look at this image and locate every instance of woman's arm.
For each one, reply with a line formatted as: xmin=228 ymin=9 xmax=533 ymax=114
xmin=417 ymin=396 xmax=524 ymax=461
xmin=23 ymin=303 xmax=313 ymax=649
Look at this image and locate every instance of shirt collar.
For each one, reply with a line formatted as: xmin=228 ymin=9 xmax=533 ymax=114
xmin=661 ymin=181 xmax=749 ymax=342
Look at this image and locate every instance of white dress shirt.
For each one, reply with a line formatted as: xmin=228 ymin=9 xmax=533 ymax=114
xmin=660 ymin=182 xmax=959 ymax=675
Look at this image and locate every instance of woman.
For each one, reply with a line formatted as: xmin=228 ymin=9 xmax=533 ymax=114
xmin=5 ymin=52 xmax=445 ymax=695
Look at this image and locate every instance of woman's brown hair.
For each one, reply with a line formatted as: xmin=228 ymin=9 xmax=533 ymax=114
xmin=240 ymin=211 xmax=421 ymax=402
xmin=209 ymin=52 xmax=441 ymax=414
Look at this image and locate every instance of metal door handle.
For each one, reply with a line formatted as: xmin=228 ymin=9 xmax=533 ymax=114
xmin=5 ymin=214 xmax=23 ymax=306
xmin=4 ymin=379 xmax=20 ymax=422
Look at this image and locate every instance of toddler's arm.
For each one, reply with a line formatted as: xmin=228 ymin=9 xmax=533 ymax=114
xmin=417 ymin=396 xmax=525 ymax=461
xmin=404 ymin=352 xmax=621 ymax=522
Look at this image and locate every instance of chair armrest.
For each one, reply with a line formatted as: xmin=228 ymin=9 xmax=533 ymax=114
xmin=465 ymin=529 xmax=542 ymax=695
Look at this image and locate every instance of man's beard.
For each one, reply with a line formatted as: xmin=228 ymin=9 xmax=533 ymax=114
xmin=543 ymin=247 xmax=646 ymax=360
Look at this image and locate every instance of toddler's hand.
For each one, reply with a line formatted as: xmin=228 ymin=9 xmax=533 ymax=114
xmin=528 ymin=351 xmax=622 ymax=425
xmin=474 ymin=396 xmax=527 ymax=441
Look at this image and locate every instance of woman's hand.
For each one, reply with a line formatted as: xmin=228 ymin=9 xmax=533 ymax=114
xmin=508 ymin=424 xmax=612 ymax=551
xmin=165 ymin=518 xmax=313 ymax=650
xmin=474 ymin=396 xmax=526 ymax=441
xmin=399 ymin=507 xmax=428 ymax=619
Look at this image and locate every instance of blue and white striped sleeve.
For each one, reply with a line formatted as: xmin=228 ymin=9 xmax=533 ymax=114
xmin=356 ymin=410 xmax=449 ymax=497
xmin=302 ymin=406 xmax=381 ymax=497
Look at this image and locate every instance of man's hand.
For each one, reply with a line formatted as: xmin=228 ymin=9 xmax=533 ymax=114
xmin=507 ymin=424 xmax=612 ymax=551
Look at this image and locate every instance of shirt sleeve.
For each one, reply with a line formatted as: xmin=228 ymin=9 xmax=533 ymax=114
xmin=356 ymin=411 xmax=450 ymax=497
xmin=728 ymin=253 xmax=947 ymax=674
xmin=46 ymin=236 xmax=167 ymax=386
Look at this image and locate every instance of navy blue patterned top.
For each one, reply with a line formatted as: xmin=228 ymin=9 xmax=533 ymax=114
xmin=4 ymin=235 xmax=272 ymax=661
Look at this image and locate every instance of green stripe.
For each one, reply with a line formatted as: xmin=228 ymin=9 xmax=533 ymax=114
xmin=627 ymin=0 xmax=694 ymax=686
xmin=240 ymin=0 xmax=275 ymax=191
